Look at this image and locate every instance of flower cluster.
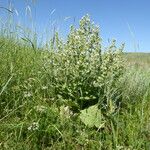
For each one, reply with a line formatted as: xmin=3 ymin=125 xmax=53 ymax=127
xmin=24 ymin=91 xmax=32 ymax=98
xmin=28 ymin=122 xmax=39 ymax=131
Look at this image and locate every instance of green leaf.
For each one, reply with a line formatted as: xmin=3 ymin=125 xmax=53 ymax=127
xmin=79 ymin=105 xmax=105 ymax=128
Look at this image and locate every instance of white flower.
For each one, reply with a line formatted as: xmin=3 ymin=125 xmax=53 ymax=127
xmin=24 ymin=92 xmax=32 ymax=98
xmin=28 ymin=122 xmax=39 ymax=131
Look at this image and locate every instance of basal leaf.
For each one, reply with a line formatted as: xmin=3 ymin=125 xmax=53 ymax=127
xmin=79 ymin=105 xmax=105 ymax=128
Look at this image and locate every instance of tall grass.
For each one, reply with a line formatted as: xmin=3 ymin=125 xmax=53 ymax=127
xmin=0 ymin=8 xmax=150 ymax=150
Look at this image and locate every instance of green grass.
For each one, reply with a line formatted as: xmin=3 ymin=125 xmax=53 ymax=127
xmin=0 ymin=17 xmax=150 ymax=149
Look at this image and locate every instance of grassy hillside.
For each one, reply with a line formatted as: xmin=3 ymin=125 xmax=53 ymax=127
xmin=0 ymin=16 xmax=150 ymax=150
xmin=125 ymin=53 xmax=150 ymax=68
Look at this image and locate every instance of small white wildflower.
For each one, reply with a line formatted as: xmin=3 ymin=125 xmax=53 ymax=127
xmin=75 ymin=35 xmax=80 ymax=40
xmin=28 ymin=122 xmax=39 ymax=131
xmin=24 ymin=92 xmax=32 ymax=98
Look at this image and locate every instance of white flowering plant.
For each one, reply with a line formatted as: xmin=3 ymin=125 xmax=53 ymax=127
xmin=45 ymin=15 xmax=124 ymax=112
